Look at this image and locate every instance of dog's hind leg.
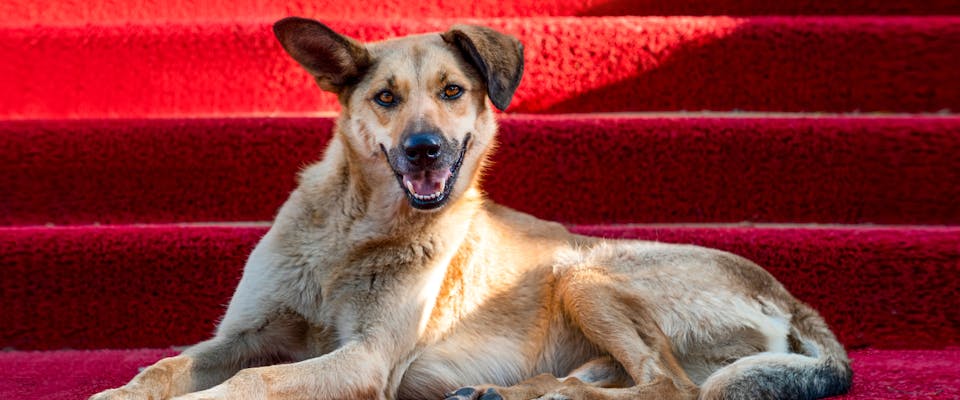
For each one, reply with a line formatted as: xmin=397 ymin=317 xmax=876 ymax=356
xmin=541 ymin=266 xmax=698 ymax=399
xmin=446 ymin=266 xmax=699 ymax=400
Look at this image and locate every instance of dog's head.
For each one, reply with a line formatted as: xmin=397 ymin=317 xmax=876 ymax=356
xmin=274 ymin=18 xmax=523 ymax=211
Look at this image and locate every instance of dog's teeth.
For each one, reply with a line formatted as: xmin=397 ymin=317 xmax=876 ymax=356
xmin=411 ymin=191 xmax=442 ymax=201
xmin=404 ymin=179 xmax=415 ymax=194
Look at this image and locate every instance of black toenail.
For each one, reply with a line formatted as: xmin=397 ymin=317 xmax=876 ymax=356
xmin=454 ymin=387 xmax=476 ymax=396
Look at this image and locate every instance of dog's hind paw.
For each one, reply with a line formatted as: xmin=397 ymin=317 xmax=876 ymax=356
xmin=444 ymin=387 xmax=503 ymax=400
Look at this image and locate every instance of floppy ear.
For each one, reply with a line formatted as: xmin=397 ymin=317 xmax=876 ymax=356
xmin=273 ymin=17 xmax=371 ymax=93
xmin=441 ymin=25 xmax=524 ymax=111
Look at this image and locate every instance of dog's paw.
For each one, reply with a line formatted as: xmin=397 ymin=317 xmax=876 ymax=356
xmin=444 ymin=387 xmax=503 ymax=400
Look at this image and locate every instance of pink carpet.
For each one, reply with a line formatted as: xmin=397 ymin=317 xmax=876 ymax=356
xmin=0 ymin=349 xmax=957 ymax=400
xmin=2 ymin=18 xmax=958 ymax=118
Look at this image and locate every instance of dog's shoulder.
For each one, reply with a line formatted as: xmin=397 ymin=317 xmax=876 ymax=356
xmin=481 ymin=202 xmax=570 ymax=240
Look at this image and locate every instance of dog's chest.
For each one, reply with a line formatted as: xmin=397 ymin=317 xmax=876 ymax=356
xmin=280 ymin=226 xmax=455 ymax=339
xmin=270 ymin=242 xmax=370 ymax=334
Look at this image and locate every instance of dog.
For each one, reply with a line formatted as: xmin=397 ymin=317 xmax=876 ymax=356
xmin=90 ymin=17 xmax=852 ymax=400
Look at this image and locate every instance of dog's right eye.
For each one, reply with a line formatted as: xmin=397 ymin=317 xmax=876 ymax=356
xmin=441 ymin=85 xmax=463 ymax=100
xmin=374 ymin=90 xmax=398 ymax=107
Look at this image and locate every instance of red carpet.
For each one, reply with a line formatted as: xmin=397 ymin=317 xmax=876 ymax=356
xmin=2 ymin=224 xmax=958 ymax=351
xmin=2 ymin=17 xmax=958 ymax=118
xmin=3 ymin=0 xmax=958 ymax=397
xmin=4 ymin=0 xmax=959 ymax=24
xmin=0 ymin=348 xmax=957 ymax=400
xmin=3 ymin=116 xmax=959 ymax=226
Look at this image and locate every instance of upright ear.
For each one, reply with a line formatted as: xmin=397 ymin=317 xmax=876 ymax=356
xmin=273 ymin=17 xmax=371 ymax=93
xmin=441 ymin=25 xmax=524 ymax=111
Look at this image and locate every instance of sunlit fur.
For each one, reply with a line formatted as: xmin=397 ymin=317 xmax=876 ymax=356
xmin=90 ymin=20 xmax=851 ymax=400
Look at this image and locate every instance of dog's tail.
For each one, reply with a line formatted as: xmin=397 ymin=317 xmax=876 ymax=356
xmin=699 ymin=302 xmax=853 ymax=400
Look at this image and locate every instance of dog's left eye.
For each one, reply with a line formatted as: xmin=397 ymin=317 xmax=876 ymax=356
xmin=374 ymin=90 xmax=398 ymax=107
xmin=441 ymin=85 xmax=463 ymax=100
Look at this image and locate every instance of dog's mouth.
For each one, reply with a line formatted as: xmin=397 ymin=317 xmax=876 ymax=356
xmin=381 ymin=134 xmax=470 ymax=210
xmin=400 ymin=169 xmax=453 ymax=206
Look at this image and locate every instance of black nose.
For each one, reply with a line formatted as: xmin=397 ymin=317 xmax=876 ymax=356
xmin=402 ymin=132 xmax=442 ymax=167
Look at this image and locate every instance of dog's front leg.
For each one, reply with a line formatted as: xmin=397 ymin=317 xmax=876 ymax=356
xmin=89 ymin=308 xmax=317 ymax=400
xmin=90 ymin=235 xmax=328 ymax=400
xmin=172 ymin=339 xmax=392 ymax=400
xmin=172 ymin=269 xmax=444 ymax=400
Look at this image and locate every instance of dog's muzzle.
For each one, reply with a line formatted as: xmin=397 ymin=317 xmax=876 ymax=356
xmin=381 ymin=132 xmax=471 ymax=210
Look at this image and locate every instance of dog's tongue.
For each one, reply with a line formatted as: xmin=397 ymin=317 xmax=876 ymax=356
xmin=403 ymin=170 xmax=452 ymax=196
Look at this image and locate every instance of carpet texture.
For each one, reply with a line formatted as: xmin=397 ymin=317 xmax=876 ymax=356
xmin=3 ymin=0 xmax=958 ymax=396
xmin=2 ymin=224 xmax=958 ymax=351
xmin=4 ymin=0 xmax=959 ymax=24
xmin=4 ymin=116 xmax=959 ymax=226
xmin=1 ymin=348 xmax=958 ymax=400
xmin=2 ymin=17 xmax=958 ymax=119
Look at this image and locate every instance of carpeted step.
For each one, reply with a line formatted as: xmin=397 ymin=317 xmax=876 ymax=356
xmin=1 ymin=348 xmax=958 ymax=399
xmin=2 ymin=224 xmax=957 ymax=351
xmin=4 ymin=0 xmax=959 ymax=25
xmin=3 ymin=116 xmax=959 ymax=226
xmin=2 ymin=17 xmax=958 ymax=118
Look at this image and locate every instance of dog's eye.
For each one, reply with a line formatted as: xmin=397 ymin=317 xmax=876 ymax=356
xmin=441 ymin=85 xmax=463 ymax=100
xmin=374 ymin=90 xmax=397 ymax=107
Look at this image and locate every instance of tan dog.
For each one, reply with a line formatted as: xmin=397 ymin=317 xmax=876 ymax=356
xmin=91 ymin=18 xmax=852 ymax=400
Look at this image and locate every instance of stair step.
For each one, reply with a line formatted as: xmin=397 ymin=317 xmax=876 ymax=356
xmin=2 ymin=224 xmax=957 ymax=350
xmin=1 ymin=347 xmax=957 ymax=399
xmin=2 ymin=17 xmax=958 ymax=118
xmin=3 ymin=116 xmax=958 ymax=226
xmin=4 ymin=0 xmax=959 ymax=25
